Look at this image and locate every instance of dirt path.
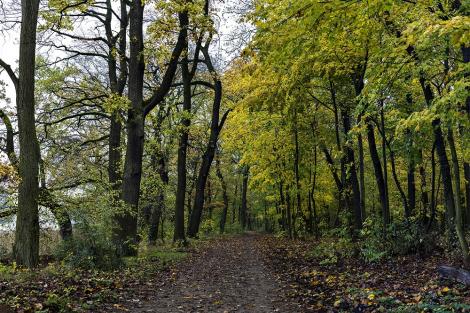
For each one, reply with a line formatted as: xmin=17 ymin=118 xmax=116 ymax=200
xmin=130 ymin=234 xmax=300 ymax=313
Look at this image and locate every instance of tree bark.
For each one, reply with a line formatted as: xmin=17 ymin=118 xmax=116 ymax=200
xmin=216 ymin=155 xmax=229 ymax=233
xmin=173 ymin=16 xmax=191 ymax=242
xmin=116 ymin=0 xmax=145 ymax=256
xmin=187 ymin=39 xmax=230 ymax=237
xmin=107 ymin=0 xmax=127 ymax=201
xmin=406 ymin=132 xmax=416 ymax=217
xmin=341 ymin=108 xmax=363 ymax=230
xmin=447 ymin=129 xmax=470 ymax=267
xmin=13 ymin=0 xmax=41 ymax=268
xmin=240 ymin=165 xmax=249 ymax=229
xmin=293 ymin=114 xmax=302 ymax=236
xmin=149 ymin=149 xmax=168 ymax=244
xmin=366 ymin=120 xmax=390 ymax=227
xmin=461 ymin=45 xmax=470 ymax=226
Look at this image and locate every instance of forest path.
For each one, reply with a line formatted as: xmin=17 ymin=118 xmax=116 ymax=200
xmin=131 ymin=233 xmax=300 ymax=313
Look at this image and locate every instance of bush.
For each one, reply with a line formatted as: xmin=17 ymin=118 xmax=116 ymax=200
xmin=55 ymin=224 xmax=122 ymax=270
xmin=200 ymin=219 xmax=216 ymax=235
xmin=308 ymin=228 xmax=354 ymax=265
xmin=359 ymin=217 xmax=435 ymax=262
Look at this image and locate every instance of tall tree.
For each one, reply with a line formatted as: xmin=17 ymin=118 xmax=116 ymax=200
xmin=1 ymin=0 xmax=42 ymax=267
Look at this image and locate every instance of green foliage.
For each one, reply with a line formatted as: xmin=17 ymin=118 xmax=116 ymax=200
xmin=55 ymin=225 xmax=122 ymax=270
xmin=359 ymin=218 xmax=435 ymax=263
xmin=42 ymin=293 xmax=71 ymax=313
xmin=308 ymin=232 xmax=354 ymax=266
xmin=200 ymin=218 xmax=216 ymax=235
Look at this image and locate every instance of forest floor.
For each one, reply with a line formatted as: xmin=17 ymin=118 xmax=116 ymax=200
xmin=1 ymin=233 xmax=470 ymax=312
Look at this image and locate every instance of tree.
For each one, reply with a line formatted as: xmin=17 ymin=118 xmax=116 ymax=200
xmin=0 ymin=0 xmax=41 ymax=268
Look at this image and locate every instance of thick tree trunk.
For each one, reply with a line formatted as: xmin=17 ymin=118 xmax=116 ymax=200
xmin=14 ymin=0 xmax=41 ymax=268
xmin=116 ymin=0 xmax=145 ymax=256
xmin=174 ymin=28 xmax=191 ymax=243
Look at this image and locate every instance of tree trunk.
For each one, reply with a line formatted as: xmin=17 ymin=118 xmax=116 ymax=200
xmin=380 ymin=108 xmax=390 ymax=224
xmin=357 ymin=112 xmax=366 ymax=221
xmin=419 ymin=77 xmax=456 ymax=230
xmin=13 ymin=0 xmax=41 ymax=268
xmin=464 ymin=153 xmax=470 ymax=226
xmin=418 ymin=149 xmax=430 ymax=223
xmin=174 ymin=25 xmax=191 ymax=243
xmin=386 ymin=142 xmax=409 ymax=218
xmin=187 ymin=42 xmax=229 ymax=237
xmin=341 ymin=108 xmax=363 ymax=230
xmin=461 ymin=45 xmax=470 ymax=226
xmin=149 ymin=152 xmax=168 ymax=244
xmin=366 ymin=120 xmax=390 ymax=227
xmin=115 ymin=0 xmax=145 ymax=256
xmin=107 ymin=0 xmax=127 ymax=202
xmin=293 ymin=114 xmax=302 ymax=237
xmin=286 ymin=187 xmax=293 ymax=239
xmin=216 ymin=156 xmax=229 ymax=233
xmin=427 ymin=144 xmax=437 ymax=231
xmin=240 ymin=166 xmax=249 ymax=229
xmin=232 ymin=183 xmax=238 ymax=224
xmin=407 ymin=133 xmax=416 ymax=217
xmin=447 ymin=129 xmax=470 ymax=267
xmin=433 ymin=118 xmax=456 ymax=229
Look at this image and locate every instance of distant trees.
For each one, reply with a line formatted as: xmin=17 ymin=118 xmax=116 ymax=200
xmin=221 ymin=0 xmax=470 ymax=265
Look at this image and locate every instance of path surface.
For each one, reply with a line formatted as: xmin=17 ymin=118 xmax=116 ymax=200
xmin=132 ymin=234 xmax=299 ymax=313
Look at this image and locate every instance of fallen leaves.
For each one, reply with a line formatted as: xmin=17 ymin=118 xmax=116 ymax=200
xmin=259 ymin=236 xmax=470 ymax=312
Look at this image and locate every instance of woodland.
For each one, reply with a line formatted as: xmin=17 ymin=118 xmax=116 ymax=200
xmin=0 ymin=0 xmax=469 ymax=312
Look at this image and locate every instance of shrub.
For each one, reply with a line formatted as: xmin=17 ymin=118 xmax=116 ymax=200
xmin=54 ymin=224 xmax=122 ymax=270
xmin=200 ymin=219 xmax=216 ymax=235
xmin=359 ymin=217 xmax=435 ymax=263
xmin=308 ymin=228 xmax=354 ymax=265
